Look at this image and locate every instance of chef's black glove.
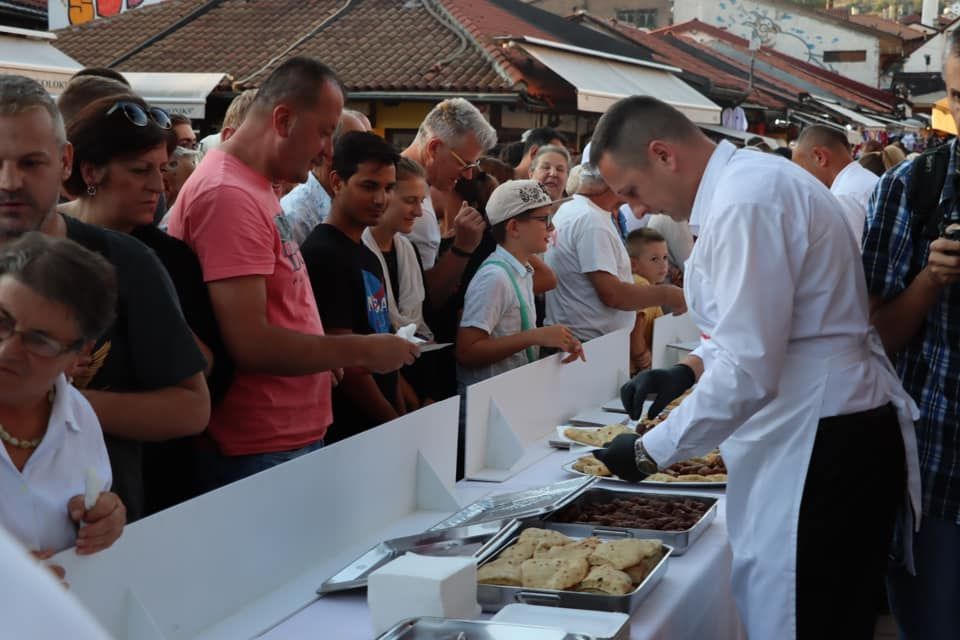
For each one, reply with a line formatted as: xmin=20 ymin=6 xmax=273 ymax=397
xmin=620 ymin=364 xmax=696 ymax=421
xmin=593 ymin=433 xmax=647 ymax=482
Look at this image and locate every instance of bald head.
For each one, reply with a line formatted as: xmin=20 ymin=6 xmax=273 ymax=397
xmin=334 ymin=109 xmax=371 ymax=146
xmin=793 ymin=124 xmax=852 ymax=187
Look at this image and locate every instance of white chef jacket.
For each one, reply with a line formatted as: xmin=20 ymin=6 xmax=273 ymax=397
xmin=406 ymin=192 xmax=442 ymax=269
xmin=545 ymin=195 xmax=635 ymax=341
xmin=0 ymin=374 xmax=112 ymax=553
xmin=644 ymin=141 xmax=893 ymax=466
xmin=0 ymin=525 xmax=111 ymax=639
xmin=830 ymin=160 xmax=879 ymax=246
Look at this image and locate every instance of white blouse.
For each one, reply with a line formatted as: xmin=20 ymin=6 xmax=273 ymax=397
xmin=0 ymin=374 xmax=112 ymax=552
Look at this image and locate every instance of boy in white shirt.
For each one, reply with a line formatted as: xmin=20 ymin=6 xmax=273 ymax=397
xmin=456 ymin=181 xmax=584 ymax=386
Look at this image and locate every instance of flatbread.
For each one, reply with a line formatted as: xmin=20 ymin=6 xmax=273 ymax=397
xmin=589 ymin=539 xmax=662 ymax=571
xmin=577 ymin=564 xmax=634 ymax=595
xmin=520 ymin=557 xmax=589 ymax=590
xmin=478 ymin=557 xmax=522 ymax=586
xmin=563 ymin=427 xmax=602 ymax=447
xmin=624 ymin=553 xmax=663 ymax=585
xmin=533 ymin=537 xmax=599 ymax=563
xmin=518 ymin=528 xmax=571 ymax=547
xmin=594 ymin=424 xmax=633 ymax=445
xmin=572 ymin=455 xmax=611 ymax=477
xmin=499 ymin=540 xmax=536 ymax=562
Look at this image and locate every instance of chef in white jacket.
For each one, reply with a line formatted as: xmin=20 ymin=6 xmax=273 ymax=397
xmin=589 ymin=97 xmax=920 ymax=639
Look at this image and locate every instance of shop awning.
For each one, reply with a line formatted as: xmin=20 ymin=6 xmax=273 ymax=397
xmin=699 ymin=124 xmax=780 ymax=149
xmin=120 ymin=72 xmax=229 ymax=119
xmin=0 ymin=27 xmax=81 ymax=96
xmin=809 ymin=96 xmax=888 ymax=129
xmin=510 ymin=37 xmax=721 ymax=124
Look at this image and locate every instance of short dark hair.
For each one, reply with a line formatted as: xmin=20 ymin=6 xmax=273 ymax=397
xmin=170 ymin=114 xmax=192 ymax=127
xmin=0 ymin=75 xmax=66 ymax=144
xmin=499 ymin=140 xmax=525 ymax=167
xmin=589 ymin=96 xmax=700 ymax=168
xmin=795 ymin=124 xmax=849 ymax=153
xmin=523 ymin=127 xmax=566 ymax=154
xmin=253 ymin=57 xmax=342 ymax=112
xmin=946 ymin=27 xmax=960 ymax=63
xmin=64 ymin=93 xmax=174 ymax=198
xmin=58 ymin=76 xmax=131 ymax=126
xmin=0 ymin=232 xmax=116 ymax=342
xmin=70 ymin=67 xmax=130 ymax=87
xmin=626 ymin=228 xmax=666 ymax=257
xmin=858 ymin=151 xmax=885 ymax=177
xmin=331 ymin=131 xmax=400 ymax=183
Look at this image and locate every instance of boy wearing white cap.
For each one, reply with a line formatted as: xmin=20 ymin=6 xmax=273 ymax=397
xmin=456 ymin=180 xmax=585 ymax=387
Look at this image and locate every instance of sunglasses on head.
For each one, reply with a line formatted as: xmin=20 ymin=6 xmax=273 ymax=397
xmin=106 ymin=100 xmax=172 ymax=130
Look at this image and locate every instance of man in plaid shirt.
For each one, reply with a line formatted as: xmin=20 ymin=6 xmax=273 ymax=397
xmin=863 ymin=29 xmax=960 ymax=639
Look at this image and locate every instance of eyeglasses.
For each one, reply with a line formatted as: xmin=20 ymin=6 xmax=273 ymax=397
xmin=0 ymin=312 xmax=83 ymax=358
xmin=449 ymin=147 xmax=480 ymax=173
xmin=106 ymin=101 xmax=172 ymax=130
xmin=528 ymin=213 xmax=553 ymax=226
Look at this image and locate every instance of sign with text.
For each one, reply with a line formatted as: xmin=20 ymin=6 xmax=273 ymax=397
xmin=49 ymin=0 xmax=168 ymax=30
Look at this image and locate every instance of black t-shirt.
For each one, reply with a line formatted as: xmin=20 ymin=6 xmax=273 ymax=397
xmin=132 ymin=224 xmax=235 ymax=513
xmin=131 ymin=225 xmax=233 ymax=404
xmin=300 ymin=224 xmax=397 ymax=442
xmin=64 ymin=215 xmax=207 ymax=521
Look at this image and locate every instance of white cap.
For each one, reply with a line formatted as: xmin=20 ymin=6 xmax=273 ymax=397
xmin=485 ymin=180 xmax=571 ymax=226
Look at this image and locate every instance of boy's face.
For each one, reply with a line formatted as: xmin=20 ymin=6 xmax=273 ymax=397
xmin=513 ymin=204 xmax=554 ymax=255
xmin=634 ymin=240 xmax=670 ymax=284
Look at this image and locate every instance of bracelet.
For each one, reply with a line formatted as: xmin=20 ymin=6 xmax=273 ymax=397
xmin=450 ymin=245 xmax=474 ymax=258
xmin=634 ymin=438 xmax=659 ymax=475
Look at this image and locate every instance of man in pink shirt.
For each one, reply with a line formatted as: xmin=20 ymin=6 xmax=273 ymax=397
xmin=167 ymin=57 xmax=418 ymax=489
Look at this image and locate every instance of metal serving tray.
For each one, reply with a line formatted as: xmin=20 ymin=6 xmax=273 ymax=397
xmin=476 ymin=521 xmax=672 ymax=614
xmin=428 ymin=478 xmax=596 ymax=532
xmin=376 ymin=617 xmax=599 ymax=640
xmin=539 ymin=489 xmax=717 ymax=556
xmin=317 ymin=520 xmax=508 ymax=594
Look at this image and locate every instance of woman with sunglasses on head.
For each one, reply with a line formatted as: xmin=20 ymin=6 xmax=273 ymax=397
xmin=0 ymin=233 xmax=124 ymax=561
xmin=58 ymin=94 xmax=217 ymax=517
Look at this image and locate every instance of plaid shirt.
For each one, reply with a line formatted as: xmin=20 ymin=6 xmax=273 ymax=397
xmin=862 ymin=138 xmax=960 ymax=523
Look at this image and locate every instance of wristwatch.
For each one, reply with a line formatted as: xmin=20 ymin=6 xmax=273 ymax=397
xmin=633 ymin=438 xmax=659 ymax=477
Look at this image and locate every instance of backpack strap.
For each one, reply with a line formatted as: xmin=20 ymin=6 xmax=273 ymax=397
xmin=482 ymin=260 xmax=536 ymax=364
xmin=907 ymin=144 xmax=952 ymax=282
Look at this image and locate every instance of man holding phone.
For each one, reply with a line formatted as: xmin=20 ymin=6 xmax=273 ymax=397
xmin=862 ymin=28 xmax=960 ymax=639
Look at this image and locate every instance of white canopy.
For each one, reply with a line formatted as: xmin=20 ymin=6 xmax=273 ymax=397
xmin=0 ymin=27 xmax=81 ymax=96
xmin=810 ymin=96 xmax=888 ymax=129
xmin=514 ymin=37 xmax=721 ymax=124
xmin=121 ymin=72 xmax=229 ymax=119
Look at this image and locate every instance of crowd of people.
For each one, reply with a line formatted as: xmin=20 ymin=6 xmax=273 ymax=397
xmin=1 ymin=29 xmax=960 ymax=639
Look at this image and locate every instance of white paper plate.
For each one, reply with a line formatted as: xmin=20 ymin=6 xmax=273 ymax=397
xmin=561 ymin=459 xmax=727 ymax=489
xmin=492 ymin=604 xmax=630 ymax=640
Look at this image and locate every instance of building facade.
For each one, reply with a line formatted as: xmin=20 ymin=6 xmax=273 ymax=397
xmin=526 ymin=0 xmax=671 ymax=29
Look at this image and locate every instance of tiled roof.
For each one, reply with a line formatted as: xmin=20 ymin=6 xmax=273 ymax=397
xmin=54 ymin=0 xmax=518 ymax=94
xmin=842 ymin=14 xmax=926 ymax=41
xmin=656 ymin=19 xmax=897 ymax=113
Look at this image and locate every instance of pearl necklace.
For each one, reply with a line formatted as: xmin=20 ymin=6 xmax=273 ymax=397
xmin=0 ymin=425 xmax=41 ymax=449
xmin=0 ymin=387 xmax=55 ymax=450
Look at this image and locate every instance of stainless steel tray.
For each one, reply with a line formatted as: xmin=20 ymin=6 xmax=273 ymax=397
xmin=476 ymin=521 xmax=672 ymax=614
xmin=377 ymin=617 xmax=598 ymax=639
xmin=561 ymin=459 xmax=727 ymax=489
xmin=428 ymin=477 xmax=596 ymax=531
xmin=539 ymin=489 xmax=717 ymax=555
xmin=318 ymin=520 xmax=508 ymax=594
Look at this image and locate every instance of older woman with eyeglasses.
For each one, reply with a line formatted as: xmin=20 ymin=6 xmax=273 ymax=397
xmin=0 ymin=233 xmax=124 ymax=558
xmin=59 ymin=93 xmax=224 ymax=516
